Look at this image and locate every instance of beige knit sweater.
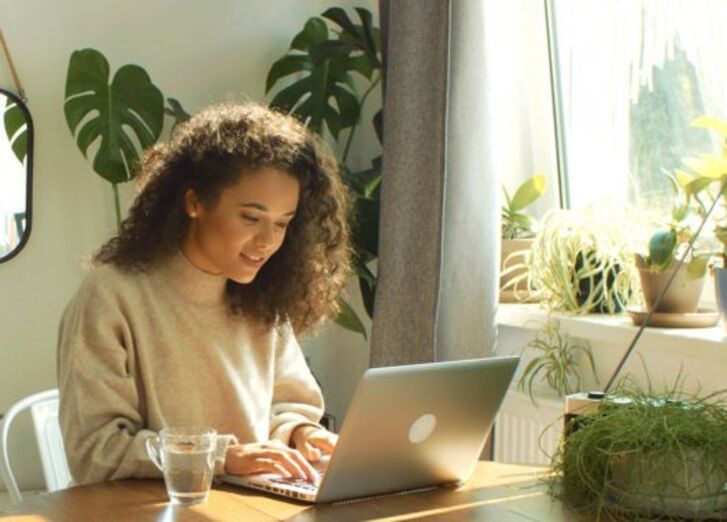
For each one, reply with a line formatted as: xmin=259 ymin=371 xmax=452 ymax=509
xmin=57 ymin=250 xmax=324 ymax=485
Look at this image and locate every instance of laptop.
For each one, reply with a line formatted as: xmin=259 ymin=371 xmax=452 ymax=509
xmin=221 ymin=355 xmax=519 ymax=503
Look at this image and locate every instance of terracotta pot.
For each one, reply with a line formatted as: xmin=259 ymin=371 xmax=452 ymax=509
xmin=500 ymin=238 xmax=533 ymax=303
xmin=635 ymin=254 xmax=704 ymax=313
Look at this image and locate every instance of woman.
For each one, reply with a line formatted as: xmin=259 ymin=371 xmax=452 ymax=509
xmin=57 ymin=101 xmax=352 ymax=485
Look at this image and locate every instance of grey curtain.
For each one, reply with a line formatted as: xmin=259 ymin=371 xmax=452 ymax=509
xmin=371 ymin=0 xmax=499 ymax=366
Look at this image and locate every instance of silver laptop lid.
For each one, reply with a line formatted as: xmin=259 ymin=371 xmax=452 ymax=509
xmin=315 ymin=355 xmax=519 ymax=503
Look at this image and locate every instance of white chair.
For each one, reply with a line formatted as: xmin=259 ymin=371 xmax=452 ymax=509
xmin=0 ymin=389 xmax=72 ymax=505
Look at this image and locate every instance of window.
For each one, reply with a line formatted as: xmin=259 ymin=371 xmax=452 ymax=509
xmin=548 ymin=0 xmax=727 ymax=215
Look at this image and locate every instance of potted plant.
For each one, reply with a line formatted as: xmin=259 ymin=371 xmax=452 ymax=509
xmin=518 ymin=320 xmax=597 ymax=406
xmin=635 ymin=172 xmax=711 ymax=315
xmin=550 ymin=376 xmax=727 ymax=519
xmin=63 ymin=48 xmax=189 ymax=230
xmin=265 ymin=7 xmax=382 ymax=339
xmin=500 ymin=174 xmax=546 ymax=302
xmin=513 ymin=205 xmax=640 ymax=314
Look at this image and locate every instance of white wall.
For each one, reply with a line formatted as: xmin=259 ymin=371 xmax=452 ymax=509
xmin=0 ymin=0 xmax=378 ymax=490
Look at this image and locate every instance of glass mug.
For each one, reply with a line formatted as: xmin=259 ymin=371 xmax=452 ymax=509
xmin=145 ymin=427 xmax=218 ymax=505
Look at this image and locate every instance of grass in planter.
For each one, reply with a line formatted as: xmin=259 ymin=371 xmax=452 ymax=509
xmin=549 ymin=372 xmax=727 ymax=521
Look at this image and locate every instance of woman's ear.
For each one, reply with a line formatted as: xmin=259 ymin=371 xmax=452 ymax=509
xmin=184 ymin=189 xmax=202 ymax=218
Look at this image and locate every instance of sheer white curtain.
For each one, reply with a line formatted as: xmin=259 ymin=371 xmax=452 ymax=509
xmin=484 ymin=0 xmax=558 ymax=216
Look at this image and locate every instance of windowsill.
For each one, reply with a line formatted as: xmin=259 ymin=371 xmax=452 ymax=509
xmin=496 ymin=303 xmax=727 ymax=363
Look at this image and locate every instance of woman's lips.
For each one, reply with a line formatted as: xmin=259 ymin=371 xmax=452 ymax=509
xmin=240 ymin=252 xmax=265 ymax=268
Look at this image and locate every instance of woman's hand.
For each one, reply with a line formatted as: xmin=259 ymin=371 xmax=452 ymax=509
xmin=290 ymin=425 xmax=338 ymax=462
xmin=224 ymin=440 xmax=320 ymax=482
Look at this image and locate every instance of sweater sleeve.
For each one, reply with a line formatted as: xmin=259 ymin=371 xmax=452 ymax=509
xmin=57 ymin=271 xmax=162 ymax=485
xmin=57 ymin=271 xmax=240 ymax=484
xmin=268 ymin=324 xmax=325 ymax=445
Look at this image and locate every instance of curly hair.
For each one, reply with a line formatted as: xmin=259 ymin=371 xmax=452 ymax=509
xmin=94 ymin=101 xmax=352 ymax=335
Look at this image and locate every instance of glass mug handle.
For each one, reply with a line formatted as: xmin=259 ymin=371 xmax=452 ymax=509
xmin=145 ymin=435 xmax=164 ymax=472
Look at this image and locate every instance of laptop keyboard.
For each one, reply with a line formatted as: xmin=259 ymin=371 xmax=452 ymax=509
xmin=269 ymin=477 xmax=320 ymax=492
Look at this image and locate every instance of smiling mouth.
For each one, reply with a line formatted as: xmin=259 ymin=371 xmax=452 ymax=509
xmin=240 ymin=252 xmax=265 ymax=266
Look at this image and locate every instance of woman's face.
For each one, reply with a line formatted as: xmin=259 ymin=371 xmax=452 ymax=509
xmin=182 ymin=166 xmax=300 ymax=284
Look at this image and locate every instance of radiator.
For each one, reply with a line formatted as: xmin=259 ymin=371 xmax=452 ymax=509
xmin=494 ymin=391 xmax=564 ymax=466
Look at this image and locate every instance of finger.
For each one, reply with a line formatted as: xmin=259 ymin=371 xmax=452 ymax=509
xmin=265 ymin=449 xmax=309 ymax=481
xmin=279 ymin=447 xmax=320 ymax=482
xmin=265 ymin=439 xmax=288 ymax=449
xmin=255 ymin=458 xmax=291 ymax=478
xmin=300 ymin=442 xmax=321 ymax=462
xmin=308 ymin=434 xmax=337 ymax=454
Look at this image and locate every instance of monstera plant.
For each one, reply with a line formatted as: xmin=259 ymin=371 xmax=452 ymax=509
xmin=63 ymin=48 xmax=189 ymax=229
xmin=3 ymin=98 xmax=28 ymax=164
xmin=266 ymin=7 xmax=383 ymax=339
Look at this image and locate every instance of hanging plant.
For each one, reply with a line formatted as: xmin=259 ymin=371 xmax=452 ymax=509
xmin=518 ymin=320 xmax=597 ymax=405
xmin=63 ymin=48 xmax=189 ymax=229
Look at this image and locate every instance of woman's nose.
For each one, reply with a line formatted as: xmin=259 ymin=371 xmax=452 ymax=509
xmin=253 ymin=222 xmax=275 ymax=249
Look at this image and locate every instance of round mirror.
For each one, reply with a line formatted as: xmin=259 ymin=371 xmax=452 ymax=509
xmin=0 ymin=88 xmax=33 ymax=263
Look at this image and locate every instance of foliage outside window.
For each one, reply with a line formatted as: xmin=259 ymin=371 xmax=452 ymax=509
xmin=550 ymin=0 xmax=727 ymax=221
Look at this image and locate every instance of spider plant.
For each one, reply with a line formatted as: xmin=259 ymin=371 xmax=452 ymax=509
xmin=504 ymin=205 xmax=640 ymax=313
xmin=518 ymin=320 xmax=597 ymax=405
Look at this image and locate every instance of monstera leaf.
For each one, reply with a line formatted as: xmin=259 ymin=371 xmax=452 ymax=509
xmin=266 ymin=18 xmax=364 ymax=140
xmin=3 ymin=98 xmax=28 ymax=164
xmin=322 ymin=7 xmax=381 ymax=75
xmin=165 ymin=97 xmax=191 ymax=133
xmin=64 ymin=48 xmax=164 ymax=184
xmin=266 ymin=7 xmax=383 ymax=339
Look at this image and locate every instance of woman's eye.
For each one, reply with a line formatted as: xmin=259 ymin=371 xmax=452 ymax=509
xmin=241 ymin=214 xmax=259 ymax=223
xmin=276 ymin=222 xmax=290 ymax=230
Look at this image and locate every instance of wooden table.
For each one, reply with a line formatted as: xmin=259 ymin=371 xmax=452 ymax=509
xmin=0 ymin=462 xmax=584 ymax=521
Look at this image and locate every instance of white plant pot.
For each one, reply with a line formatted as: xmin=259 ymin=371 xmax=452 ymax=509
xmin=715 ymin=267 xmax=727 ymax=333
xmin=606 ymin=449 xmax=727 ymax=519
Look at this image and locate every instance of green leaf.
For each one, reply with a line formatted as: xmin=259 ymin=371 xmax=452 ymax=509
xmin=265 ymin=55 xmax=311 ymax=92
xmin=358 ymin=274 xmax=376 ymax=319
xmin=333 ymin=298 xmax=367 ymax=339
xmin=683 ymin=154 xmax=727 ymax=179
xmin=354 ymin=261 xmax=376 ymax=286
xmin=353 ymin=196 xmax=379 ymax=258
xmin=291 ymin=17 xmax=328 ymax=51
xmin=310 ymin=40 xmax=354 ymax=65
xmin=648 ymin=229 xmax=677 ymax=270
xmin=266 ymin=18 xmax=361 ymax=140
xmin=373 ymin=108 xmax=383 ymax=144
xmin=3 ymin=98 xmax=28 ymax=164
xmin=164 ymin=97 xmax=190 ymax=132
xmin=672 ymin=204 xmax=689 ymax=223
xmin=344 ymin=158 xmax=381 ymax=198
xmin=691 ymin=116 xmax=727 ymax=139
xmin=64 ymin=48 xmax=164 ymax=184
xmin=686 ymin=176 xmax=716 ymax=196
xmin=509 ymin=175 xmax=546 ymax=212
xmin=323 ymin=7 xmax=381 ymax=69
xmin=715 ymin=225 xmax=727 ymax=247
xmin=686 ymin=257 xmax=707 ymax=280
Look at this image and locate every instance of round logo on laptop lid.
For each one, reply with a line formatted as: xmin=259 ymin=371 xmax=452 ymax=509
xmin=408 ymin=414 xmax=437 ymax=444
